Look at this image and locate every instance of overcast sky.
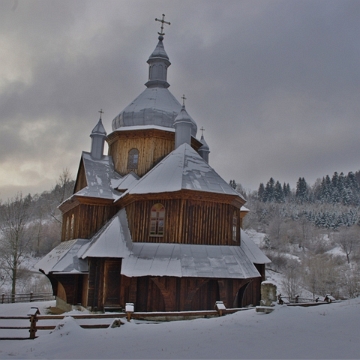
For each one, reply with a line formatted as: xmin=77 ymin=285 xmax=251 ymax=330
xmin=1 ymin=0 xmax=359 ymax=200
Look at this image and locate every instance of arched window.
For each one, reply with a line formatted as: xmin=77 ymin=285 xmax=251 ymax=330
xmin=150 ymin=203 xmax=165 ymax=237
xmin=127 ymin=148 xmax=139 ymax=170
xmin=232 ymin=211 xmax=238 ymax=242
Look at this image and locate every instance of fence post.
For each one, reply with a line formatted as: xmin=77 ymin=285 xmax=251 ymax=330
xmin=1 ymin=293 xmax=4 ymax=304
xmin=27 ymin=307 xmax=40 ymax=339
xmin=30 ymin=292 xmax=33 ymax=302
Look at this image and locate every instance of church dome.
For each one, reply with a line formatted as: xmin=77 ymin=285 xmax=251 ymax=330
xmin=111 ymin=35 xmax=197 ymax=136
xmin=112 ymin=87 xmax=182 ymax=130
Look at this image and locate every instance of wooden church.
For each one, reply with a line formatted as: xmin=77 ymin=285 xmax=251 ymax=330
xmin=37 ymin=16 xmax=270 ymax=312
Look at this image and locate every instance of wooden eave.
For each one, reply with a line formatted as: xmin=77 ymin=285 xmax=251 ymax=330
xmin=59 ymin=195 xmax=116 ymax=214
xmin=106 ymin=128 xmax=203 ymax=151
xmin=116 ymin=189 xmax=246 ymax=209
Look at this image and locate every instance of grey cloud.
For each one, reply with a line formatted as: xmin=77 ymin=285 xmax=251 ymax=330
xmin=0 ymin=0 xmax=359 ymax=200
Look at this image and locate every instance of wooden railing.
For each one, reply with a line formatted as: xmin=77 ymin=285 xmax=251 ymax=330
xmin=1 ymin=292 xmax=55 ymax=304
xmin=0 ymin=306 xmax=247 ymax=340
xmin=277 ymin=294 xmax=335 ymax=306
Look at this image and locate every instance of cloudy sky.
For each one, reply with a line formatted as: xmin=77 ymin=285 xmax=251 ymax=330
xmin=0 ymin=0 xmax=359 ymax=200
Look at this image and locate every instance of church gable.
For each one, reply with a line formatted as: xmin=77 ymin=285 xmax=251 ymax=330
xmin=125 ymin=143 xmax=244 ymax=200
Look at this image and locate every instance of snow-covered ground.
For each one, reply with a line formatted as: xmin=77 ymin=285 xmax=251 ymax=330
xmin=0 ymin=298 xmax=359 ymax=359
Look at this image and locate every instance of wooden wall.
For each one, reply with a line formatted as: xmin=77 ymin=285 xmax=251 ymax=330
xmin=120 ymin=276 xmax=260 ymax=312
xmin=126 ymin=198 xmax=241 ymax=246
xmin=52 ymin=274 xmax=83 ymax=305
xmin=107 ymin=129 xmax=203 ymax=177
xmin=108 ymin=130 xmax=175 ymax=177
xmin=51 ymin=259 xmax=262 ymax=311
xmin=61 ymin=204 xmax=117 ymax=241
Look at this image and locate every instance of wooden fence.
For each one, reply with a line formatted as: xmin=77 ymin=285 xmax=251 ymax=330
xmin=277 ymin=294 xmax=334 ymax=306
xmin=1 ymin=292 xmax=55 ymax=304
xmin=0 ymin=306 xmax=246 ymax=340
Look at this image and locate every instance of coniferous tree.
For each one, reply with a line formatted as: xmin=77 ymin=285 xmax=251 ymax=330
xmin=264 ymin=178 xmax=275 ymax=202
xmin=274 ymin=181 xmax=285 ymax=203
xmin=258 ymin=183 xmax=265 ymax=201
xmin=296 ymin=177 xmax=308 ymax=203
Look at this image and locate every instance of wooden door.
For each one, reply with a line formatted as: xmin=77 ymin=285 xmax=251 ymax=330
xmin=103 ymin=259 xmax=121 ymax=306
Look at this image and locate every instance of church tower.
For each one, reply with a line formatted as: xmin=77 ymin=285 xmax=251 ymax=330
xmin=107 ymin=16 xmax=201 ymax=177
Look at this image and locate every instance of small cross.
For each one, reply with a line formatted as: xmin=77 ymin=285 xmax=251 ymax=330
xmin=155 ymin=14 xmax=170 ymax=36
xmin=181 ymin=94 xmax=186 ymax=107
xmin=98 ymin=109 xmax=104 ymax=120
xmin=200 ymin=127 xmax=205 ymax=136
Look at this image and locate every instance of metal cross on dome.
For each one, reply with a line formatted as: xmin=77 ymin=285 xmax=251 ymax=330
xmin=181 ymin=94 xmax=186 ymax=107
xmin=200 ymin=127 xmax=205 ymax=136
xmin=98 ymin=109 xmax=104 ymax=120
xmin=155 ymin=14 xmax=170 ymax=36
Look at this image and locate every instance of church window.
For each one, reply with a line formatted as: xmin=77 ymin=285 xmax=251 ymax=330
xmin=232 ymin=211 xmax=238 ymax=242
xmin=150 ymin=203 xmax=165 ymax=237
xmin=127 ymin=148 xmax=139 ymax=170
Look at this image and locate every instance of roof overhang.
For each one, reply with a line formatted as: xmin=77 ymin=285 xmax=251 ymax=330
xmin=115 ymin=189 xmax=246 ymax=208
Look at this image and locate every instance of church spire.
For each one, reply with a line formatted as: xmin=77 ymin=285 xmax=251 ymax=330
xmin=145 ymin=14 xmax=171 ymax=89
xmin=90 ymin=111 xmax=107 ymax=160
xmin=198 ymin=129 xmax=210 ymax=163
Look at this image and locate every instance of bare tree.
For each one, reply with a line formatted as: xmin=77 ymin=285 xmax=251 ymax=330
xmin=56 ymin=168 xmax=74 ymax=204
xmin=0 ymin=193 xmax=33 ymax=297
xmin=333 ymin=227 xmax=359 ymax=264
xmin=281 ymin=258 xmax=302 ymax=299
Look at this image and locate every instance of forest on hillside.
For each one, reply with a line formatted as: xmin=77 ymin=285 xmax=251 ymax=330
xmin=233 ymin=170 xmax=360 ymax=300
xmin=0 ymin=170 xmax=74 ymax=295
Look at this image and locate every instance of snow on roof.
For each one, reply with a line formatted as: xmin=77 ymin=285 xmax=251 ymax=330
xmin=112 ymin=87 xmax=182 ymax=131
xmin=38 ymin=210 xmax=268 ymax=278
xmin=79 ymin=209 xmax=264 ymax=279
xmin=241 ymin=230 xmax=271 ymax=264
xmin=241 ymin=206 xmax=250 ymax=212
xmin=111 ymin=124 xmax=175 ymax=133
xmin=35 ymin=239 xmax=89 ymax=275
xmin=111 ymin=172 xmax=139 ymax=192
xmin=75 ymin=152 xmax=122 ymax=200
xmin=127 ymin=143 xmax=245 ymax=199
xmin=121 ymin=242 xmax=261 ymax=279
xmin=80 ymin=209 xmax=132 ymax=259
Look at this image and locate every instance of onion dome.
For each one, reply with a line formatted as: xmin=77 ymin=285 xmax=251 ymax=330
xmin=111 ymin=35 xmax=197 ymax=134
xmin=173 ymin=105 xmax=198 ymax=137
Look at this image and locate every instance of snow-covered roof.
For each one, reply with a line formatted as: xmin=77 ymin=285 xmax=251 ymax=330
xmin=112 ymin=87 xmax=183 ymax=131
xmin=148 ymin=35 xmax=169 ymax=60
xmin=241 ymin=230 xmax=271 ymax=264
xmin=111 ymin=172 xmax=139 ymax=192
xmin=125 ymin=143 xmax=245 ymax=200
xmin=37 ymin=210 xmax=268 ymax=278
xmin=75 ymin=152 xmax=122 ymax=200
xmin=121 ymin=242 xmax=261 ymax=279
xmin=81 ymin=210 xmax=261 ymax=278
xmin=111 ymin=124 xmax=175 ymax=133
xmin=35 ymin=239 xmax=89 ymax=275
xmin=81 ymin=209 xmax=132 ymax=259
xmin=91 ymin=118 xmax=106 ymax=136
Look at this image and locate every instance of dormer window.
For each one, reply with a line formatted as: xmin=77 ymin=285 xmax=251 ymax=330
xmin=127 ymin=148 xmax=139 ymax=170
xmin=150 ymin=203 xmax=165 ymax=237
